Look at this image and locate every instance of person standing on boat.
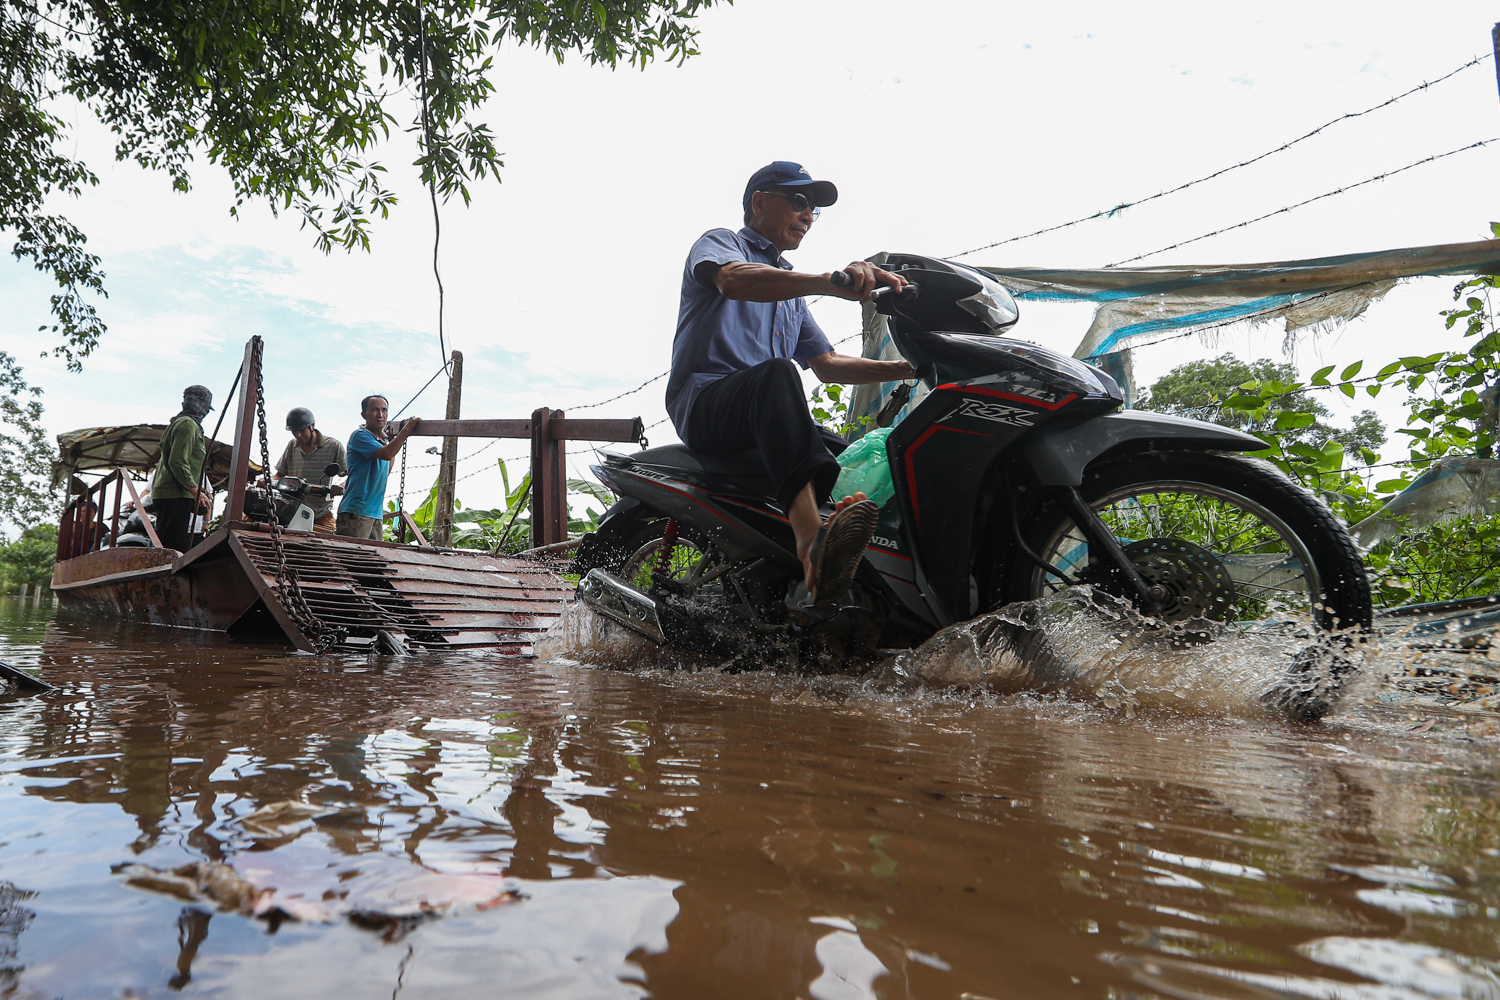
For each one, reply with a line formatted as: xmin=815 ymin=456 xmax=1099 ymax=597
xmin=337 ymin=395 xmax=421 ymax=540
xmin=151 ymin=384 xmax=213 ymax=552
xmin=275 ymin=407 xmax=347 ymax=534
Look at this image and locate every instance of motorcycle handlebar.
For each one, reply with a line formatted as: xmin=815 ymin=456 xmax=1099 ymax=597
xmin=828 ymin=271 xmax=918 ymax=301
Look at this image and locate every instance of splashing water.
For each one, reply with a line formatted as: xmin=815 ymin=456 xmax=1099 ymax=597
xmin=545 ymin=586 xmax=1500 ymax=727
xmin=877 ymin=588 xmax=1376 ymax=722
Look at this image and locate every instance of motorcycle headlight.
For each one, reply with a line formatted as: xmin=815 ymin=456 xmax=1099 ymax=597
xmin=994 ymin=340 xmax=1109 ymax=395
xmin=955 ymin=274 xmax=1020 ymax=332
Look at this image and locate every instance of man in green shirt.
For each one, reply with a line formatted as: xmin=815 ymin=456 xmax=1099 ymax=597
xmin=151 ymin=385 xmax=212 ymax=552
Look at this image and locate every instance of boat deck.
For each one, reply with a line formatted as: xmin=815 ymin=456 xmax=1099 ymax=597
xmin=53 ymin=523 xmax=571 ymax=654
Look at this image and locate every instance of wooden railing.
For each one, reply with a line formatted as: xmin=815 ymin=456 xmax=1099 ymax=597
xmin=55 ymin=468 xmax=160 ymax=561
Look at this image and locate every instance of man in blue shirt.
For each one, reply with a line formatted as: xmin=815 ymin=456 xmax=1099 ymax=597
xmin=337 ymin=395 xmax=422 ymax=540
xmin=667 ymin=161 xmax=914 ymax=601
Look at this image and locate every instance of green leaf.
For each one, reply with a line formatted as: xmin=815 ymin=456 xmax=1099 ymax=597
xmin=1339 ymin=361 xmax=1363 ymax=381
xmin=1375 ymin=478 xmax=1411 ymax=493
xmin=1289 ymin=442 xmax=1324 ymax=461
xmin=1272 ymin=410 xmax=1316 ymax=430
xmin=1376 ymin=361 xmax=1403 ymax=379
xmin=1339 ymin=382 xmax=1356 ymax=398
xmin=1316 ymin=439 xmax=1345 ymax=474
xmin=1223 ymin=394 xmax=1265 ymax=410
xmin=1311 ymin=365 xmax=1335 ymax=386
xmin=1365 ymin=384 xmax=1380 ymax=398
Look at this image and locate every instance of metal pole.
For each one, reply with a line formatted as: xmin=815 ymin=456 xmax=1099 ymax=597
xmin=1493 ymin=23 xmax=1499 ymax=102
xmin=432 ymin=351 xmax=463 ymax=546
xmin=223 ymin=338 xmax=261 ymax=524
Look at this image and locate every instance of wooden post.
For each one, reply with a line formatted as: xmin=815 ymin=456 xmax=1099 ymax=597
xmin=432 ymin=351 xmax=463 ymax=547
xmin=223 ymin=337 xmax=261 ymax=524
xmin=530 ymin=408 xmax=569 ymax=547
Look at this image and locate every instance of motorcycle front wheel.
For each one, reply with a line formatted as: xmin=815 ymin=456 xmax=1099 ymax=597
xmin=994 ymin=451 xmax=1372 ymax=631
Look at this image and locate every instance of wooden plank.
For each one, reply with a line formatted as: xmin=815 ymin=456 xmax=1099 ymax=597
xmin=118 ymin=472 xmax=164 ymax=548
xmin=397 ymin=510 xmax=428 ymax=546
xmin=411 ymin=419 xmax=531 ymax=439
xmin=369 ymin=611 xmax=556 ymax=627
xmin=548 ymin=417 xmax=643 ymax=443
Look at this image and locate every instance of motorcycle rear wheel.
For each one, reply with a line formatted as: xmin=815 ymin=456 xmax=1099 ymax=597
xmin=577 ymin=517 xmax=716 ymax=597
xmin=996 ymin=451 xmax=1372 ymax=631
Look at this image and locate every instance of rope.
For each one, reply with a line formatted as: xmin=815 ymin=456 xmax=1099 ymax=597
xmin=391 ymin=361 xmax=448 ymax=421
xmin=950 ymin=53 xmax=1495 ymax=260
xmin=416 ymin=5 xmax=451 ymax=375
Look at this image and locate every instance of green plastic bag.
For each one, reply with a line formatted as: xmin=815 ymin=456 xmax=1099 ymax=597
xmin=832 ymin=428 xmax=895 ymax=507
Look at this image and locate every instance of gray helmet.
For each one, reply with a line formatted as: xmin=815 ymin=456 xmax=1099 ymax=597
xmin=286 ymin=407 xmax=315 ymax=432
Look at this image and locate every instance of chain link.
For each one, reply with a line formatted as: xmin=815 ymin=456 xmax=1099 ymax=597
xmin=252 ymin=341 xmax=347 ymax=654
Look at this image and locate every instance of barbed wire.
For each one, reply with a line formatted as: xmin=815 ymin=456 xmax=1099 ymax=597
xmin=949 ymin=53 xmax=1495 ymax=261
xmin=567 ymin=371 xmax=668 ymax=411
xmin=1109 ymin=136 xmax=1500 ymax=267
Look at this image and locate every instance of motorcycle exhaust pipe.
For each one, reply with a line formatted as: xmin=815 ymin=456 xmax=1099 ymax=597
xmin=576 ymin=569 xmax=666 ymax=644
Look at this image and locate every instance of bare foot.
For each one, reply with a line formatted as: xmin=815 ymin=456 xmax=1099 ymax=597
xmin=799 ymin=492 xmax=868 ymax=591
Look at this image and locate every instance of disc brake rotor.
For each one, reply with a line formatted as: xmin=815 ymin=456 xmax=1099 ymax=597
xmin=1118 ymin=537 xmax=1237 ymax=622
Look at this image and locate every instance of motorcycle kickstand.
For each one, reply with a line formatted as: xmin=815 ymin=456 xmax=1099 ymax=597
xmin=1055 ymin=486 xmax=1167 ymax=616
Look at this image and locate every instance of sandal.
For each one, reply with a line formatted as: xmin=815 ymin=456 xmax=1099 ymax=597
xmin=808 ymin=499 xmax=879 ymax=605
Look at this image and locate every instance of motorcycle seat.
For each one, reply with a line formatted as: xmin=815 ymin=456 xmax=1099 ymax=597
xmin=628 ymin=444 xmax=775 ymax=498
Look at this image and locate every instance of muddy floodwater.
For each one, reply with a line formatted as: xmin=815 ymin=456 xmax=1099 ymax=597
xmin=1 ymin=595 xmax=1499 ymax=999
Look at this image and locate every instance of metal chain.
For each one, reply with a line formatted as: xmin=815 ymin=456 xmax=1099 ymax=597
xmin=397 ymin=442 xmax=407 ymax=542
xmin=252 ymin=342 xmax=347 ymax=653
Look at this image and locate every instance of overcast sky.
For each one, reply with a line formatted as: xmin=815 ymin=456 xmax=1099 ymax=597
xmin=2 ymin=0 xmax=1498 ymax=517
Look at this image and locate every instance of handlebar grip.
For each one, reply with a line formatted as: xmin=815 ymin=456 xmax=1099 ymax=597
xmin=829 ymin=270 xmax=851 ymax=288
xmin=871 ymin=283 xmax=918 ymax=302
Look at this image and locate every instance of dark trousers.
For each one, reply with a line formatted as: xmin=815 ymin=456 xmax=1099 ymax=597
xmin=686 ymin=359 xmax=846 ymax=512
xmin=154 ymin=496 xmax=197 ymax=552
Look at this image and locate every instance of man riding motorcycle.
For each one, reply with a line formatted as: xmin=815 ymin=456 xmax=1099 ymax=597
xmin=667 ymin=161 xmax=913 ymax=602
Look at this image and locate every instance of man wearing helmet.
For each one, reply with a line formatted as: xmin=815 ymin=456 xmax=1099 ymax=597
xmin=275 ymin=407 xmax=347 ymax=534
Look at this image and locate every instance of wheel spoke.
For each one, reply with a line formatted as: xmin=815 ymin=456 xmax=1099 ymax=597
xmin=1029 ymin=477 xmax=1322 ymax=624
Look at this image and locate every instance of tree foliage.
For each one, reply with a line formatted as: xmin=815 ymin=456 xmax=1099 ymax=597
xmin=1139 ymin=353 xmax=1386 ymax=457
xmin=0 ymin=522 xmax=55 ymax=591
xmin=2 ymin=0 xmax=724 ymax=366
xmin=0 ymin=352 xmax=57 ymax=527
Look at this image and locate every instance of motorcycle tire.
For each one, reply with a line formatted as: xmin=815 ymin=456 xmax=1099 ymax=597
xmin=573 ymin=515 xmax=713 ymax=594
xmin=994 ymin=451 xmax=1372 ymax=632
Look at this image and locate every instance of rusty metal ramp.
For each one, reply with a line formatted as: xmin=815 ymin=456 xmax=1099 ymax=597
xmin=228 ymin=527 xmax=570 ymax=654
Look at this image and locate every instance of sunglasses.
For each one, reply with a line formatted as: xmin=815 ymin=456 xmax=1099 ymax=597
xmin=763 ymin=189 xmax=821 ymax=220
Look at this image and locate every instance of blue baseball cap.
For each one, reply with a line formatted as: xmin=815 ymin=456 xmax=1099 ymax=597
xmin=742 ymin=162 xmax=839 ymax=211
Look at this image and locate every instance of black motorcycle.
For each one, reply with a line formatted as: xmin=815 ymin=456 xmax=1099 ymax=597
xmin=243 ymin=464 xmax=342 ymax=530
xmin=573 ymin=253 xmax=1371 ymax=661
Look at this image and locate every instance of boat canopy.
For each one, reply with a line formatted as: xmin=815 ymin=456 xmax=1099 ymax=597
xmin=52 ymin=424 xmax=261 ymax=491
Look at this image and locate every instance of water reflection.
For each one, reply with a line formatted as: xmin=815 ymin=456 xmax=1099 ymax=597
xmin=0 ymin=597 xmax=1498 ymax=998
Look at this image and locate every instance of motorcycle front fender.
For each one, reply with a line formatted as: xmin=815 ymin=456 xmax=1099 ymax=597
xmin=1023 ymin=410 xmax=1264 ymax=486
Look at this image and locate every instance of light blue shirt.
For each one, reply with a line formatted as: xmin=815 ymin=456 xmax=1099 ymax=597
xmin=340 ymin=427 xmax=389 ymax=519
xmin=665 ymin=227 xmax=833 ymax=441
